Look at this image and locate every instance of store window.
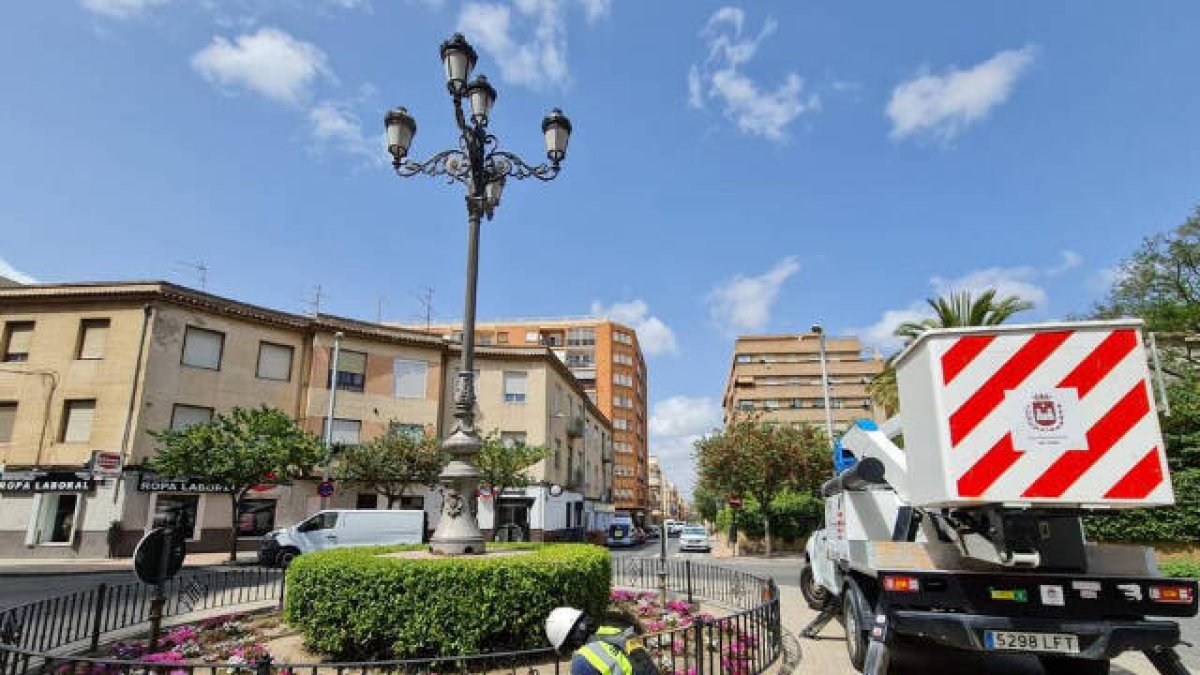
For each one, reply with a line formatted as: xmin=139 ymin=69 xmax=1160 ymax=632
xmin=237 ymin=499 xmax=277 ymax=537
xmin=153 ymin=494 xmax=200 ymax=540
xmin=356 ymin=493 xmax=378 ymax=509
xmin=34 ymin=494 xmax=79 ymax=544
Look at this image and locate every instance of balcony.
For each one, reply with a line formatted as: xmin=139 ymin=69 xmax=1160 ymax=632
xmin=566 ymin=415 xmax=585 ymax=438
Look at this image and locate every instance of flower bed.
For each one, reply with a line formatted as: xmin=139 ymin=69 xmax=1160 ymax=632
xmin=609 ymin=588 xmax=757 ymax=675
xmin=99 ymin=614 xmax=273 ymax=671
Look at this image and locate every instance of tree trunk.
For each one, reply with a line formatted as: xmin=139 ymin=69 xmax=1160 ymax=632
xmin=229 ymin=493 xmax=241 ymax=563
xmin=386 ymin=494 xmax=399 ymax=509
xmin=763 ymin=513 xmax=772 ymax=558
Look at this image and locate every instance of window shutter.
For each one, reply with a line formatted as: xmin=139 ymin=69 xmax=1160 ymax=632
xmin=394 ymin=360 xmax=427 ymax=398
xmin=171 ymin=405 xmax=213 ymax=431
xmin=0 ymin=403 xmax=15 ymax=443
xmin=78 ymin=321 xmax=109 ymax=359
xmin=338 ymin=350 xmax=367 ymax=374
xmin=6 ymin=324 xmax=32 ymax=355
xmin=257 ymin=343 xmax=293 ymax=380
xmin=183 ymin=328 xmax=223 ymax=368
xmin=504 ymin=371 xmax=527 ymax=396
xmin=330 ymin=419 xmax=361 ymax=445
xmin=63 ymin=400 xmax=96 ymax=443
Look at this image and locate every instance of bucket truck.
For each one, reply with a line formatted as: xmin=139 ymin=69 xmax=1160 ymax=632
xmin=802 ymin=320 xmax=1197 ymax=675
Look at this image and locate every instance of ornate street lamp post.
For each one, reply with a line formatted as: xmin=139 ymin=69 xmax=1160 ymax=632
xmin=384 ymin=33 xmax=572 ymax=555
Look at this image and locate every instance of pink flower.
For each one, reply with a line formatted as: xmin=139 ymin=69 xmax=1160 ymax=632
xmin=142 ymin=651 xmax=185 ymax=664
xmin=665 ymin=600 xmax=691 ymax=613
xmin=610 ymin=589 xmax=637 ymax=603
xmin=644 ymin=620 xmax=666 ymax=633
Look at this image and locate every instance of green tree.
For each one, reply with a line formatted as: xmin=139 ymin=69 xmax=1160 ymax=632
xmin=694 ymin=416 xmax=828 ymax=556
xmin=474 ymin=432 xmax=550 ymax=540
xmin=149 ymin=406 xmax=324 ymax=561
xmin=1094 ymin=208 xmax=1200 ymax=336
xmin=333 ymin=425 xmax=446 ymax=508
xmin=691 ymin=486 xmax=722 ymax=525
xmin=869 ymin=289 xmax=1034 ymax=414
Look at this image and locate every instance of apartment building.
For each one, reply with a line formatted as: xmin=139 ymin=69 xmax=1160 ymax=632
xmin=0 ymin=282 xmax=611 ymax=558
xmin=721 ymin=333 xmax=886 ymax=432
xmin=413 ymin=318 xmax=650 ymax=523
xmin=647 ymin=455 xmax=687 ymax=525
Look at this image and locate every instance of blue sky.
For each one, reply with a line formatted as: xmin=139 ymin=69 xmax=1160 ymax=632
xmin=3 ymin=1 xmax=1199 ymax=494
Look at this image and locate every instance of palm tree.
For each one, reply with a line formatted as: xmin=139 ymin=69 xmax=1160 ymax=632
xmin=869 ymin=289 xmax=1033 ymax=415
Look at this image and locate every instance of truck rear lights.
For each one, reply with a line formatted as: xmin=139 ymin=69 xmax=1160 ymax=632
xmin=883 ymin=575 xmax=920 ymax=592
xmin=1149 ymin=585 xmax=1195 ymax=604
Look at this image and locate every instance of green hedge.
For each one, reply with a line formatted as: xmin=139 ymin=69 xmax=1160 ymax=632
xmin=1085 ymin=469 xmax=1200 ymax=544
xmin=284 ymin=543 xmax=610 ymax=659
xmin=1160 ymin=559 xmax=1200 ymax=578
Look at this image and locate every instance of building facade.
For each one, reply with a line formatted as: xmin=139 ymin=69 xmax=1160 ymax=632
xmin=0 ymin=282 xmax=610 ymax=558
xmin=721 ymin=332 xmax=886 ymax=433
xmin=412 ymin=318 xmax=650 ymax=523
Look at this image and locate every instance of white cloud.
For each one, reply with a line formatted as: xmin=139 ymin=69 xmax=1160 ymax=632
xmin=80 ymin=0 xmax=169 ymax=19
xmin=1046 ymin=250 xmax=1083 ymax=276
xmin=590 ymin=299 xmax=678 ymax=356
xmin=887 ymin=45 xmax=1036 ymax=140
xmin=860 ymin=303 xmax=928 ymax=354
xmin=308 ymin=101 xmax=378 ymax=161
xmin=457 ymin=0 xmax=570 ymax=89
xmin=707 ymin=256 xmax=800 ymax=334
xmin=650 ymin=396 xmax=723 ymax=498
xmin=931 ymin=265 xmax=1048 ymax=309
xmin=191 ymin=27 xmax=332 ymax=105
xmin=687 ymin=7 xmax=818 ymax=142
xmin=0 ymin=257 xmax=37 ymax=284
xmin=577 ymin=0 xmax=610 ymax=23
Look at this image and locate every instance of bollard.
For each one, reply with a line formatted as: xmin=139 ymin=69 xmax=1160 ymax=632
xmin=88 ymin=584 xmax=107 ymax=654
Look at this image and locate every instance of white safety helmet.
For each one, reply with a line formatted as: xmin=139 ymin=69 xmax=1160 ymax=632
xmin=545 ymin=606 xmax=586 ymax=651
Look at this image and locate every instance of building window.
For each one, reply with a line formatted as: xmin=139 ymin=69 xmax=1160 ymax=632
xmin=35 ymin=494 xmax=79 ymax=545
xmin=0 ymin=402 xmax=15 ymax=443
xmin=182 ymin=326 xmax=224 ymax=370
xmin=356 ymin=493 xmax=378 ymax=509
xmin=388 ymin=422 xmax=425 ymax=439
xmin=567 ymin=327 xmax=595 ymax=346
xmin=330 ymin=350 xmax=367 ymax=392
xmin=497 ymin=333 xmax=509 ymax=344
xmin=478 ymin=334 xmax=494 ymax=346
xmin=501 ymin=431 xmax=527 ymax=448
xmin=2 ymin=322 xmax=34 ymax=362
xmin=503 ymin=371 xmax=527 ymax=403
xmin=399 ymin=495 xmax=424 ymax=510
xmin=76 ymin=319 xmax=110 ymax=360
xmin=237 ymin=499 xmax=277 ymax=537
xmin=256 ymin=342 xmax=294 ymax=381
xmin=153 ymin=494 xmax=200 ymax=540
xmin=61 ymin=399 xmax=96 ymax=443
xmin=613 ymin=373 xmax=634 ymax=387
xmin=613 ymin=418 xmax=629 ymax=431
xmin=525 ymin=331 xmax=540 ymax=344
xmin=394 ymin=359 xmax=428 ymax=399
xmin=171 ymin=404 xmax=214 ymax=431
xmin=323 ymin=418 xmax=362 ymax=445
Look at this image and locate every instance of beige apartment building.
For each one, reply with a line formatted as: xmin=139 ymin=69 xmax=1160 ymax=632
xmin=721 ymin=332 xmax=886 ymax=433
xmin=0 ymin=282 xmax=611 ymax=558
xmin=412 ymin=318 xmax=650 ymax=523
xmin=647 ymin=455 xmax=687 ymax=525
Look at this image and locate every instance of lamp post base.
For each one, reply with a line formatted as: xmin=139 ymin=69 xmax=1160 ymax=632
xmin=429 ymin=431 xmax=486 ymax=556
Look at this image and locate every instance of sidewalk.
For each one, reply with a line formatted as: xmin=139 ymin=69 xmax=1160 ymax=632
xmin=0 ymin=551 xmax=260 ymax=576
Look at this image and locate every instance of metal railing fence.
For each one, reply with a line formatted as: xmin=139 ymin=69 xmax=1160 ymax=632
xmin=0 ymin=557 xmax=778 ymax=675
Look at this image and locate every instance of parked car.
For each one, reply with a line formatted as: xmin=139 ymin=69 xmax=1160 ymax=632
xmin=647 ymin=526 xmax=661 ymax=540
xmin=678 ymin=526 xmax=711 ymax=553
xmin=665 ymin=519 xmax=684 ymax=537
xmin=606 ymin=515 xmax=638 ymax=547
xmin=259 ymin=509 xmax=424 ymax=567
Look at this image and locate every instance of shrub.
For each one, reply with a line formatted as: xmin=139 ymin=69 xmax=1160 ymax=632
xmin=1085 ymin=469 xmax=1200 ymax=544
xmin=284 ymin=543 xmax=610 ymax=659
xmin=713 ymin=491 xmax=823 ymax=543
xmin=1160 ymin=559 xmax=1200 ymax=578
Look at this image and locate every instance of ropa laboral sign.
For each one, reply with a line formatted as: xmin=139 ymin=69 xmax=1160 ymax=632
xmin=137 ymin=474 xmax=233 ymax=493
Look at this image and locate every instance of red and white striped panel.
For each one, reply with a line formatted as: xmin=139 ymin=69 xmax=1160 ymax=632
xmin=932 ymin=328 xmax=1171 ymax=505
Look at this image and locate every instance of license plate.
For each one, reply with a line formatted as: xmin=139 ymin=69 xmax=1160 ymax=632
xmin=984 ymin=630 xmax=1079 ymax=654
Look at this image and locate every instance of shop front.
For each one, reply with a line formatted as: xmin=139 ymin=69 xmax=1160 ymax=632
xmin=0 ymin=468 xmax=120 ymax=558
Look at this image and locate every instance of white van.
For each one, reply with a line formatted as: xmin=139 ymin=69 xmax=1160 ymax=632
xmin=258 ymin=509 xmax=425 ymax=566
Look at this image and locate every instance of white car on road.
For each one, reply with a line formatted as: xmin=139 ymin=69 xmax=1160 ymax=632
xmin=678 ymin=526 xmax=711 ymax=552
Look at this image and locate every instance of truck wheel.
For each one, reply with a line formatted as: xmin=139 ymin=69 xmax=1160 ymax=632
xmin=275 ymin=547 xmax=301 ymax=568
xmin=842 ymin=579 xmax=871 ymax=671
xmin=1036 ymin=656 xmax=1110 ymax=675
xmin=800 ymin=563 xmax=830 ymax=610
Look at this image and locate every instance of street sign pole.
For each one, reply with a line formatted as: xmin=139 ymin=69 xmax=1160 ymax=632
xmin=658 ymin=521 xmax=668 ymax=606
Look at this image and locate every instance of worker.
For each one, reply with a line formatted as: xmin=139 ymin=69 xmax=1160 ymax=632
xmin=545 ymin=606 xmax=658 ymax=675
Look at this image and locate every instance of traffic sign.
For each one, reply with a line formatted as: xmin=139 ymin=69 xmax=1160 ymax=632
xmin=133 ymin=527 xmax=186 ymax=585
xmin=728 ymin=497 xmax=744 ymax=509
xmin=317 ymin=480 xmax=334 ymax=498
